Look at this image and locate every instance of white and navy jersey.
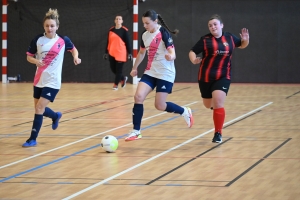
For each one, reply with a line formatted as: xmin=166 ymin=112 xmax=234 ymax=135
xmin=140 ymin=25 xmax=176 ymax=83
xmin=26 ymin=33 xmax=75 ymax=89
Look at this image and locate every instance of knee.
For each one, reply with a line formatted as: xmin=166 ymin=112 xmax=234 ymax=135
xmin=35 ymin=104 xmax=45 ymax=114
xmin=203 ymin=104 xmax=211 ymax=109
xmin=213 ymin=100 xmax=224 ymax=109
xmin=154 ymin=102 xmax=165 ymax=111
xmin=203 ymin=102 xmax=211 ymax=109
xmin=134 ymin=93 xmax=144 ymax=104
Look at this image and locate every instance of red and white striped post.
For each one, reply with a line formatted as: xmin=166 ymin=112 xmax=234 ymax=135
xmin=2 ymin=0 xmax=8 ymax=84
xmin=132 ymin=0 xmax=139 ymax=84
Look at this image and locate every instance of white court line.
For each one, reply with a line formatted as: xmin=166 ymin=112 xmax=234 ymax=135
xmin=0 ymin=102 xmax=198 ymax=170
xmin=63 ymin=102 xmax=273 ymax=200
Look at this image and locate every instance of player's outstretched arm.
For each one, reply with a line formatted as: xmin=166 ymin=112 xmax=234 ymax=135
xmin=71 ymin=48 xmax=81 ymax=65
xmin=239 ymin=28 xmax=249 ymax=49
xmin=189 ymin=51 xmax=202 ymax=64
xmin=130 ymin=48 xmax=146 ymax=77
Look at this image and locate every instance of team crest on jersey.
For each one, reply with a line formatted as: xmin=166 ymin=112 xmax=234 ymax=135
xmin=223 ymin=42 xmax=228 ymax=46
xmin=57 ymin=43 xmax=61 ymax=49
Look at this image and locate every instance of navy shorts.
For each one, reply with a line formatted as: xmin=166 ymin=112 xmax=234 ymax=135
xmin=198 ymin=77 xmax=231 ymax=98
xmin=140 ymin=74 xmax=173 ymax=94
xmin=33 ymin=86 xmax=59 ymax=102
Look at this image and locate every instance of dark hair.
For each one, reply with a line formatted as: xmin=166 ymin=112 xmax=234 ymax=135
xmin=209 ymin=14 xmax=223 ymax=24
xmin=142 ymin=9 xmax=179 ymax=35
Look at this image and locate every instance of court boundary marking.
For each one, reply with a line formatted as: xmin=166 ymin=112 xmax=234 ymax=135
xmin=0 ymin=102 xmax=198 ymax=170
xmin=62 ymin=102 xmax=273 ymax=199
xmin=225 ymin=138 xmax=291 ymax=186
xmin=11 ymin=87 xmax=191 ymax=127
xmin=145 ymin=138 xmax=233 ymax=185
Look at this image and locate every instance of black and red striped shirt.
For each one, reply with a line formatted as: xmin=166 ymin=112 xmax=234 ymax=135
xmin=191 ymin=32 xmax=241 ymax=82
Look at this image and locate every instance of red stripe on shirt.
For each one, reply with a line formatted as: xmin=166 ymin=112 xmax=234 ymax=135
xmin=146 ymin=32 xmax=161 ymax=71
xmin=204 ymin=38 xmax=218 ymax=82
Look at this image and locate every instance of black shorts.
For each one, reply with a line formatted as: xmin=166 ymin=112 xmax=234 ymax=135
xmin=198 ymin=78 xmax=231 ymax=98
xmin=33 ymin=86 xmax=59 ymax=102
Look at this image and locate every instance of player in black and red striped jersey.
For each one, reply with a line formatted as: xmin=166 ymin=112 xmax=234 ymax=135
xmin=189 ymin=14 xmax=249 ymax=143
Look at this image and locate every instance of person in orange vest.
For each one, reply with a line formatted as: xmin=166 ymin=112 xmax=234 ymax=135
xmin=103 ymin=15 xmax=132 ymax=90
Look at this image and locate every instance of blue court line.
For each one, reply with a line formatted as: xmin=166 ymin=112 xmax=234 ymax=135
xmin=166 ymin=184 xmax=182 ymax=186
xmin=57 ymin=182 xmax=74 ymax=184
xmin=0 ymin=112 xmax=191 ymax=183
xmin=0 ymin=144 xmax=99 ymax=183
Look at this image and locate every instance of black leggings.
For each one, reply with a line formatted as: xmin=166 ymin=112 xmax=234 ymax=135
xmin=109 ymin=55 xmax=125 ymax=85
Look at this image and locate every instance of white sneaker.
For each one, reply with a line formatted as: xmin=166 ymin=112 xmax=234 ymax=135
xmin=125 ymin=130 xmax=142 ymax=141
xmin=112 ymin=85 xmax=118 ymax=90
xmin=182 ymin=107 xmax=194 ymax=128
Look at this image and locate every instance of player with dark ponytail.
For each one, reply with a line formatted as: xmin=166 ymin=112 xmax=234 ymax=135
xmin=125 ymin=9 xmax=193 ymax=141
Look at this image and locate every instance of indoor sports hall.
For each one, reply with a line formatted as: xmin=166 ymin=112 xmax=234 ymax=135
xmin=1 ymin=0 xmax=299 ymax=199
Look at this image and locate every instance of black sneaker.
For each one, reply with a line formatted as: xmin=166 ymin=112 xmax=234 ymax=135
xmin=212 ymin=132 xmax=222 ymax=143
xmin=121 ymin=76 xmax=128 ymax=88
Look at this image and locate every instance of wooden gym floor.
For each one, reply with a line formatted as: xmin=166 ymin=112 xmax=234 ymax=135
xmin=0 ymin=83 xmax=299 ymax=200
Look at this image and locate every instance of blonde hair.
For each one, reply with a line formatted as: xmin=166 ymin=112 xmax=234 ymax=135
xmin=43 ymin=8 xmax=59 ymax=25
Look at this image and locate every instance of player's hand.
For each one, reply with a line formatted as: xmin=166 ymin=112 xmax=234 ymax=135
xmin=128 ymin=54 xmax=133 ymax=61
xmin=130 ymin=69 xmax=138 ymax=77
xmin=165 ymin=54 xmax=173 ymax=61
xmin=192 ymin=57 xmax=202 ymax=64
xmin=35 ymin=60 xmax=44 ymax=67
xmin=240 ymin=28 xmax=249 ymax=41
xmin=74 ymin=57 xmax=81 ymax=65
xmin=103 ymin=54 xmax=108 ymax=60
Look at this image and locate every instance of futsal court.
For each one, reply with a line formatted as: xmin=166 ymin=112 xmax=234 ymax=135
xmin=0 ymin=83 xmax=299 ymax=199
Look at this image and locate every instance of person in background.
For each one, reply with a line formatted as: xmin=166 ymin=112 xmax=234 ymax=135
xmin=103 ymin=15 xmax=132 ymax=90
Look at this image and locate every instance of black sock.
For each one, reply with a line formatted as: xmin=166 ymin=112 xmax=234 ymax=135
xmin=132 ymin=104 xmax=143 ymax=130
xmin=29 ymin=114 xmax=43 ymax=141
xmin=43 ymin=107 xmax=57 ymax=121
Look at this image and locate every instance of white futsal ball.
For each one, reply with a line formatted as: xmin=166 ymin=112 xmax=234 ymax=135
xmin=101 ymin=135 xmax=119 ymax=153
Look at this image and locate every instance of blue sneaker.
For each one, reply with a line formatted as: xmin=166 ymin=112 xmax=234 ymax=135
xmin=52 ymin=112 xmax=62 ymax=130
xmin=22 ymin=140 xmax=37 ymax=147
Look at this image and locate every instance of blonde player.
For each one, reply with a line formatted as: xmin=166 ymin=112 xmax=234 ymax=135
xmin=23 ymin=8 xmax=81 ymax=147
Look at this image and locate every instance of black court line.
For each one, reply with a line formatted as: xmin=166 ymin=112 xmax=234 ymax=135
xmin=145 ymin=138 xmax=233 ymax=185
xmin=12 ymin=87 xmax=191 ymax=127
xmin=225 ymin=138 xmax=291 ymax=187
xmin=286 ymin=90 xmax=300 ymax=99
xmin=11 ymin=96 xmax=133 ymax=127
xmin=223 ymin=110 xmax=261 ymax=129
xmin=1 ymin=182 xmax=225 ymax=187
xmin=11 ymin=177 xmax=228 ymax=182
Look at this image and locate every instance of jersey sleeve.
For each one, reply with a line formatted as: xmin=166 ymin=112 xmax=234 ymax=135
xmin=26 ymin=34 xmax=42 ymax=56
xmin=190 ymin=37 xmax=204 ymax=55
xmin=63 ymin=36 xmax=75 ymax=51
xmin=160 ymin=27 xmax=174 ymax=49
xmin=230 ymin=33 xmax=242 ymax=48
